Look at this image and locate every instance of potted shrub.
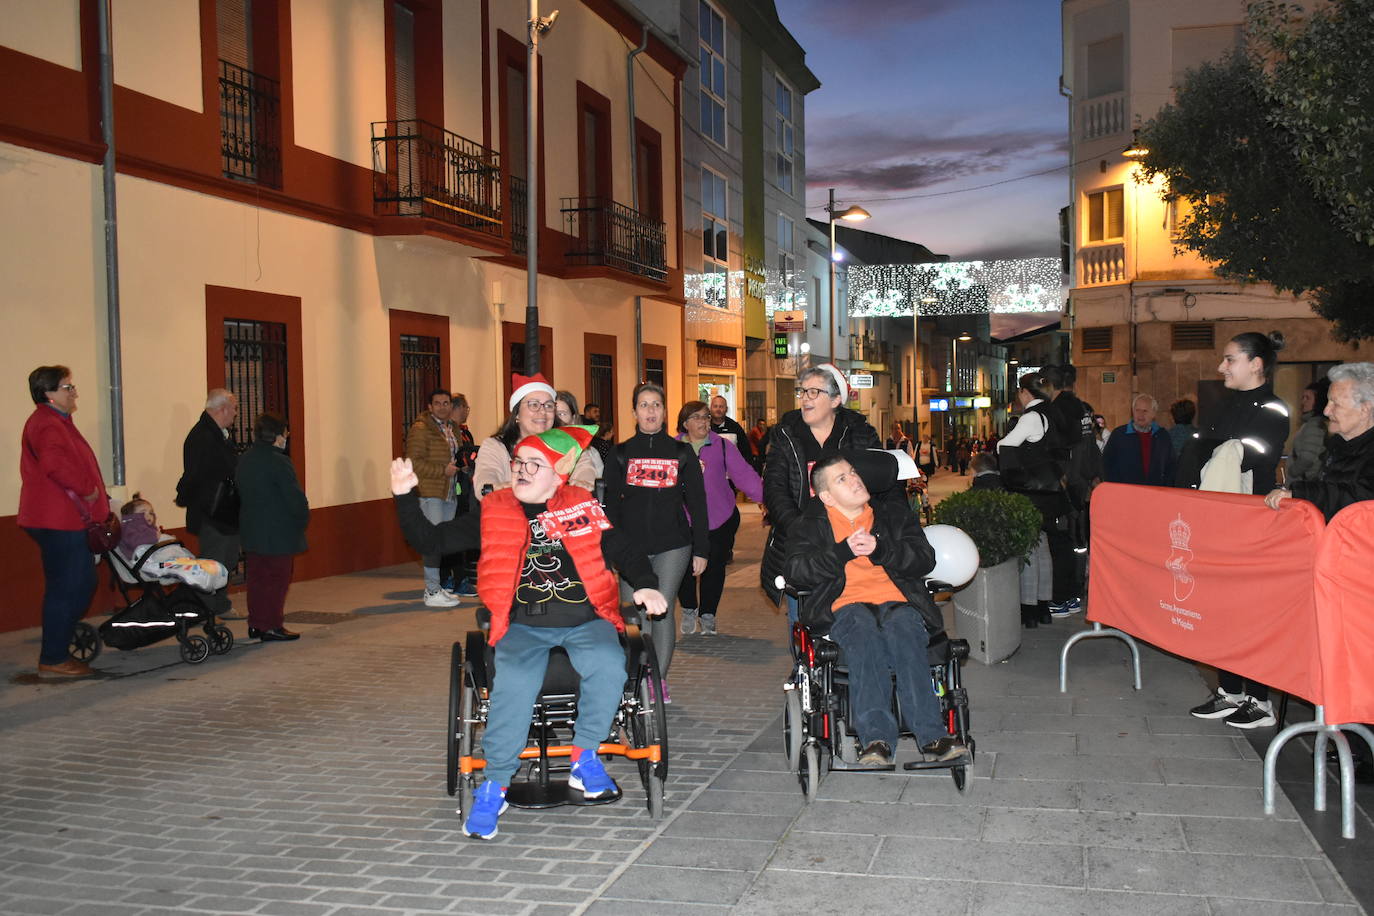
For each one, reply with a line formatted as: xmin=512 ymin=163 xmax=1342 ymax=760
xmin=933 ymin=488 xmax=1041 ymax=664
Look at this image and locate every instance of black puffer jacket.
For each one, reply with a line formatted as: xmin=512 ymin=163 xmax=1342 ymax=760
xmin=782 ymin=496 xmax=941 ymax=637
xmin=1175 ymin=383 xmax=1291 ymax=493
xmin=1291 ymin=425 xmax=1374 ymax=522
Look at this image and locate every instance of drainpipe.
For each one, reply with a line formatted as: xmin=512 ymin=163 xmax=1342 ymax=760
xmin=98 ymin=0 xmax=126 ymax=486
xmin=627 ymin=23 xmax=649 ymax=381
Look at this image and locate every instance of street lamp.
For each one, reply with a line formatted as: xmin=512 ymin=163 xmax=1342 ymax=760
xmin=826 ymin=187 xmax=870 ymax=372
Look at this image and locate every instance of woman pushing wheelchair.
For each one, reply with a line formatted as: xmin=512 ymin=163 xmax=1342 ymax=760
xmin=390 ymin=424 xmax=666 ymax=839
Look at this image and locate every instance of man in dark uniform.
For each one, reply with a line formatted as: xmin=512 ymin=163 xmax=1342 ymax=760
xmin=175 ymin=388 xmax=240 ymax=614
xmin=708 ymin=395 xmax=750 ymax=448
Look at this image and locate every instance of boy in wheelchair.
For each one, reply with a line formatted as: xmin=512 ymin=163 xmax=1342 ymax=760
xmin=390 ymin=426 xmax=666 ymax=840
xmin=784 ymin=453 xmax=967 ymax=766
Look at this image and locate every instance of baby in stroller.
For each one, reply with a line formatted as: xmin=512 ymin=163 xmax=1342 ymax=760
xmin=116 ymin=495 xmax=228 ymax=592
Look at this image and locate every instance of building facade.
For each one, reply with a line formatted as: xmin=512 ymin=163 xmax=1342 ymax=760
xmin=1062 ymin=0 xmax=1359 ymax=431
xmin=0 ymin=0 xmax=689 ymax=631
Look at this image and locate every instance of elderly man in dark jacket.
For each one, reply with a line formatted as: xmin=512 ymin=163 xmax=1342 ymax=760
xmin=174 ymin=389 xmax=239 ymax=612
xmin=783 ymin=453 xmax=966 ymax=768
xmin=1102 ymin=394 xmax=1176 ymax=486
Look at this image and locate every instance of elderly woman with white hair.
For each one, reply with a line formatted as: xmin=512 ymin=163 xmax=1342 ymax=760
xmin=1265 ymin=362 xmax=1374 ymax=522
xmin=761 ymin=364 xmax=881 ymax=615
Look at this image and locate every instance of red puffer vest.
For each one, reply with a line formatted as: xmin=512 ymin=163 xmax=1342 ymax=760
xmin=477 ymin=485 xmax=625 ymax=644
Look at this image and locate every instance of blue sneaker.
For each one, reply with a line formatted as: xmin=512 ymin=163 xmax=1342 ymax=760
xmin=462 ymin=781 xmax=508 ymax=839
xmin=455 ymin=578 xmax=478 ymax=598
xmin=568 ymin=754 xmax=617 ymax=799
xmin=1049 ymin=597 xmax=1083 ymax=617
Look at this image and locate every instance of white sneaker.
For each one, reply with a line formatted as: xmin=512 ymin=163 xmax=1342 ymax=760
xmin=680 ymin=607 xmax=698 ymax=635
xmin=441 ymin=588 xmax=463 ymax=604
xmin=424 ymin=589 xmax=460 ymax=608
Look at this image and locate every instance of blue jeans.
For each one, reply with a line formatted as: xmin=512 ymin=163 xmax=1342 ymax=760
xmin=482 ymin=620 xmax=625 ymax=787
xmin=418 ymin=495 xmax=457 ymax=591
xmin=829 ymin=602 xmax=945 ymax=748
xmin=25 ymin=528 xmax=98 ymax=665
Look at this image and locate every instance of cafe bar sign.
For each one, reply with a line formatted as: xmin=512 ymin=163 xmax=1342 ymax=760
xmin=697 ymin=343 xmax=738 ymax=370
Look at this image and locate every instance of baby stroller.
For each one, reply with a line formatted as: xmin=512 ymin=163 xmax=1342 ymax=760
xmin=69 ymin=541 xmax=234 ymax=666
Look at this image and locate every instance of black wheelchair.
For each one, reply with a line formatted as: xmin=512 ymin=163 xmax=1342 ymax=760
xmin=781 ymin=580 xmax=974 ymax=799
xmin=446 ymin=609 xmax=670 ymax=823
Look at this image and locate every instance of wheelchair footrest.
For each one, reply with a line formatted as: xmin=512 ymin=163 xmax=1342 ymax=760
xmin=902 ymin=752 xmax=972 ymax=771
xmin=504 ymin=779 xmax=623 ymax=810
xmin=829 ymin=759 xmax=895 ymax=773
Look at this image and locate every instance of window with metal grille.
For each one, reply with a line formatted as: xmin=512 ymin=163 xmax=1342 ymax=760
xmin=1171 ymin=322 xmax=1215 ymax=350
xmin=643 ymin=357 xmax=665 ymax=389
xmin=399 ymin=334 xmax=441 ymax=437
xmin=1082 ymin=326 xmax=1113 ymax=353
xmin=223 ymin=318 xmax=289 ymax=451
xmin=589 ymin=353 xmax=615 ymax=428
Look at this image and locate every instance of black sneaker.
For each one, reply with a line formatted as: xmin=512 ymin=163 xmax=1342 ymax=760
xmin=1225 ymin=699 xmax=1277 ymax=729
xmin=1189 ymin=689 xmax=1242 ymax=719
xmin=858 ymin=741 xmax=892 ymax=765
xmin=919 ymin=736 xmax=968 ymax=762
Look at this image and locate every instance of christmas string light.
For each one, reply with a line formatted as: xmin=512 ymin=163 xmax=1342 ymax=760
xmin=848 ymin=258 xmax=1063 ymax=317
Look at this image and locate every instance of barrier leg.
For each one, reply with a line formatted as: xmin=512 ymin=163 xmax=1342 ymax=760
xmin=1263 ymin=718 xmax=1321 ymax=816
xmin=1059 ymin=622 xmax=1143 ymax=693
xmin=1333 ymin=723 xmax=1374 ymax=840
xmin=1262 ymin=711 xmax=1372 ymax=840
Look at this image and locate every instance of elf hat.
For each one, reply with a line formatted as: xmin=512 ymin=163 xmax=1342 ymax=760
xmin=516 ymin=425 xmax=598 ymax=481
xmin=509 ymin=373 xmax=557 ymax=412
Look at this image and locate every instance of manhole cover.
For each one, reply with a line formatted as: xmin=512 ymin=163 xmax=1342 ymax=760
xmin=282 ymin=611 xmax=359 ymax=625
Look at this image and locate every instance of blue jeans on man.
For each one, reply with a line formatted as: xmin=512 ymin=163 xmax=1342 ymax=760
xmin=418 ymin=495 xmax=457 ymax=592
xmin=828 ymin=601 xmax=945 ymax=749
xmin=480 ymin=619 xmax=626 ymax=787
xmin=25 ymin=527 xmax=98 ymax=665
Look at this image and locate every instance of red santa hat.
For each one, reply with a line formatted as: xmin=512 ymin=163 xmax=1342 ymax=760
xmin=509 ymin=372 xmax=557 ymax=412
xmin=815 ymin=362 xmax=849 ymax=402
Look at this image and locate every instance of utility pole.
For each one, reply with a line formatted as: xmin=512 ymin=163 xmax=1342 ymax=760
xmin=524 ymin=2 xmax=558 ymax=375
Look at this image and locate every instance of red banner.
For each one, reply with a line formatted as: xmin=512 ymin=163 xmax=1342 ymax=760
xmin=1088 ymin=484 xmax=1325 ymax=703
xmin=1314 ymin=500 xmax=1374 ymax=725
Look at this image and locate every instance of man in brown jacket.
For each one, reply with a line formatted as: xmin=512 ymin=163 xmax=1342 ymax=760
xmin=406 ymin=388 xmax=463 ymax=607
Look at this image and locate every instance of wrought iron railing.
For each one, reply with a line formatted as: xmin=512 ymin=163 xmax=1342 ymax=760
xmin=561 ymin=197 xmax=667 ymax=281
xmin=511 ymin=175 xmax=528 ymax=256
xmin=223 ymin=318 xmax=289 ymax=452
xmin=220 ymin=60 xmax=282 ymax=187
xmin=371 ymin=120 xmax=502 ymax=236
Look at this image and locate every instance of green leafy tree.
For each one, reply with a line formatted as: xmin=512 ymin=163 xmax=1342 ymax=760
xmin=1137 ymin=1 xmax=1374 ymax=341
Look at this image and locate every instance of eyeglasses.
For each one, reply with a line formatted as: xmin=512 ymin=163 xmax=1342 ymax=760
xmin=58 ymin=384 xmax=77 ymax=392
xmin=795 ymin=387 xmax=830 ymax=401
xmin=510 ymin=457 xmax=552 ymax=475
xmin=522 ymin=399 xmax=556 ymax=412
xmin=685 ymin=412 xmax=710 ymax=422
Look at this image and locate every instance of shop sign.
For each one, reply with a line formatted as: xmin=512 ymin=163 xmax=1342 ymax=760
xmin=697 ymin=343 xmax=738 ymax=370
xmin=849 ymin=371 xmax=874 ymax=389
xmin=773 ymin=309 xmax=806 ymax=333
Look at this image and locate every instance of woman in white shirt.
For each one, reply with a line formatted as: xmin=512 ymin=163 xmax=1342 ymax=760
xmin=998 ymin=373 xmax=1065 ymax=628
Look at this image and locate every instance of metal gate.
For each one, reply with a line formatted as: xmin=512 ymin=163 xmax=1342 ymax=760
xmin=223 ymin=318 xmax=289 ymax=452
xmin=399 ymin=333 xmax=442 ymax=439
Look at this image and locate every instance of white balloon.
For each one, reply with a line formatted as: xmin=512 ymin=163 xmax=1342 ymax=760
xmin=923 ymin=524 xmax=980 ymax=587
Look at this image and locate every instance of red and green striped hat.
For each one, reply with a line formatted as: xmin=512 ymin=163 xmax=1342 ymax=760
xmin=517 ymin=425 xmax=598 ymax=480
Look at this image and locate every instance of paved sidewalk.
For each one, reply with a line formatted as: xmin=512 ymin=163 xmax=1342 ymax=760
xmin=0 ymin=505 xmax=1365 ymax=914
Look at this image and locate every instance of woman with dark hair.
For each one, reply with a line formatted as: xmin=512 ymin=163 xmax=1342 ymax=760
xmin=19 ymin=365 xmax=110 ymax=677
xmin=761 ymin=364 xmax=881 ymax=618
xmin=674 ymin=399 xmax=763 ymax=636
xmin=235 ymin=413 xmax=309 ymax=641
xmin=997 ymin=372 xmax=1065 ymax=628
xmin=472 ymin=375 xmax=599 ymax=499
xmin=1183 ymin=330 xmax=1292 ymax=729
xmin=1167 ymin=398 xmax=1198 ymax=458
xmin=1287 ymin=378 xmax=1330 ymax=484
xmin=603 ymin=383 xmax=709 ymax=696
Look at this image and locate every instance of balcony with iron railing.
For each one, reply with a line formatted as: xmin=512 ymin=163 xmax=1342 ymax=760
xmin=1079 ymin=243 xmax=1128 ymax=286
xmin=1078 ymin=91 xmax=1126 ymax=142
xmin=371 ymin=119 xmax=502 ymax=237
xmin=560 ymin=197 xmax=667 ymax=282
xmin=219 ymin=60 xmax=281 ymax=187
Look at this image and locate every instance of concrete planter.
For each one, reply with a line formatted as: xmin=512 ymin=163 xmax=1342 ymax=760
xmin=952 ymin=557 xmax=1022 ymax=664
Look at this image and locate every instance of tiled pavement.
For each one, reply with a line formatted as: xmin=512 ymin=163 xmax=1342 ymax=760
xmin=0 ymin=503 xmax=1367 ymax=915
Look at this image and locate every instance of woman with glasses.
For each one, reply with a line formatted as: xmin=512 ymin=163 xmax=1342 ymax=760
xmin=19 ymin=366 xmax=110 ymax=677
xmin=761 ymin=364 xmax=881 ymax=615
xmin=602 ymin=383 xmax=709 ymax=699
xmin=674 ymin=400 xmax=763 ymax=636
xmin=473 ymin=374 xmax=599 ymax=500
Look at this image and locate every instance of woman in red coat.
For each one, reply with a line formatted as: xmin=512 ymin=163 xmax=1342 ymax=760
xmin=19 ymin=365 xmax=110 ymax=677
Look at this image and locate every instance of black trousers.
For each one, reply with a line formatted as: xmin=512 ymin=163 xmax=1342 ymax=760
xmin=678 ymin=508 xmax=740 ymax=617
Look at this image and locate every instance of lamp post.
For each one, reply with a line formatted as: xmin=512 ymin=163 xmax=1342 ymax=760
xmin=826 ymin=188 xmax=870 ymax=371
xmin=524 ymin=1 xmax=558 ymax=375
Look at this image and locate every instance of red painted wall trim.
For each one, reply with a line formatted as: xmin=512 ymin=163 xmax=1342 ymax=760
xmin=574 ymin=81 xmax=613 ymax=203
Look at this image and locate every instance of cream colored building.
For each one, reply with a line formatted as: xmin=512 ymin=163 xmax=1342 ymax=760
xmin=1062 ymin=0 xmax=1358 ymax=429
xmin=0 ymin=0 xmax=688 ymax=631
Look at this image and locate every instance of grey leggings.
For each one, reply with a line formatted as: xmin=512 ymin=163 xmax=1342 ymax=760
xmin=1019 ymin=531 xmax=1052 ymax=604
xmin=620 ymin=543 xmax=691 ymax=677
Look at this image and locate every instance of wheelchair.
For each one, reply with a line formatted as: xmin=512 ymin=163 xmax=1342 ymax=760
xmin=781 ymin=580 xmax=974 ymax=800
xmin=445 ymin=609 xmax=670 ymax=823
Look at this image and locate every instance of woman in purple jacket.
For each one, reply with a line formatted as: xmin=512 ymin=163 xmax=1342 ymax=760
xmin=675 ymin=401 xmax=764 ymax=636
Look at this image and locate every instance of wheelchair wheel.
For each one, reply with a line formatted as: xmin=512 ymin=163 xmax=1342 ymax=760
xmin=206 ymin=625 xmax=234 ymax=655
xmin=456 ymin=669 xmax=478 ymax=819
xmin=446 ymin=642 xmax=463 ymax=797
xmin=632 ymin=648 xmax=669 ymax=819
xmin=69 ymin=622 xmax=101 ymax=662
xmin=951 ymin=763 xmax=968 ymax=793
xmin=179 ymin=634 xmax=210 ymax=664
xmin=799 ymin=743 xmax=825 ymax=803
xmin=783 ymin=688 xmax=803 ymax=770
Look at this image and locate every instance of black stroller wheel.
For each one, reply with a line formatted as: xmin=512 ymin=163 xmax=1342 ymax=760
xmin=180 ymin=634 xmax=210 ymax=664
xmin=206 ymin=625 xmax=234 ymax=655
xmin=69 ymin=622 xmax=101 ymax=662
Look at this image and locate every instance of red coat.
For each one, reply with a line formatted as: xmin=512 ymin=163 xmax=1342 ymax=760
xmin=477 ymin=485 xmax=624 ymax=644
xmin=19 ymin=406 xmax=109 ymax=530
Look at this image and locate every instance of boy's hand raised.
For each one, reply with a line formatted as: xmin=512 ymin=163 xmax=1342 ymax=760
xmin=390 ymin=457 xmax=419 ymax=496
xmin=633 ymin=588 xmax=668 ymax=618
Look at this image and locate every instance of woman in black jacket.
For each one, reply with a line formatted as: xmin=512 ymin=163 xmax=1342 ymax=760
xmin=761 ymin=364 xmax=880 ymax=616
xmin=1184 ymin=331 xmax=1292 ymax=729
xmin=1266 ymin=362 xmax=1374 ymax=521
xmin=603 ymin=382 xmax=708 ymax=696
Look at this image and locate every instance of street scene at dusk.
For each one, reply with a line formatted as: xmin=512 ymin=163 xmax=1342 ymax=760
xmin=2 ymin=0 xmax=1373 ymax=913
